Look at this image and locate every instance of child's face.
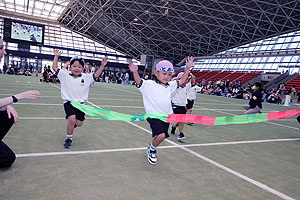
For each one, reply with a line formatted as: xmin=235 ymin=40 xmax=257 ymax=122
xmin=70 ymin=61 xmax=83 ymax=76
xmin=155 ymin=70 xmax=173 ymax=84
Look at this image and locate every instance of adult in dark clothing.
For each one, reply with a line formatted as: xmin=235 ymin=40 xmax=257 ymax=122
xmin=243 ymin=82 xmax=263 ymax=114
xmin=0 ymin=91 xmax=41 ymax=168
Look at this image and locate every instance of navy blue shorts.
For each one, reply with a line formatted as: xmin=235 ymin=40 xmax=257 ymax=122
xmin=172 ymin=105 xmax=187 ymax=114
xmin=186 ymin=99 xmax=194 ymax=109
xmin=146 ymin=118 xmax=170 ymax=138
xmin=63 ymin=101 xmax=85 ymax=121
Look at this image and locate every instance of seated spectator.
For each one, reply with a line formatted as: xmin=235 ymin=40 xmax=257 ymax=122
xmin=267 ymin=92 xmax=278 ymax=103
xmin=215 ymin=86 xmax=222 ymax=96
xmin=42 ymin=70 xmax=49 ymax=82
xmin=243 ymin=82 xmax=263 ymax=114
xmin=235 ymin=88 xmax=244 ymax=99
xmin=24 ymin=69 xmax=32 ymax=76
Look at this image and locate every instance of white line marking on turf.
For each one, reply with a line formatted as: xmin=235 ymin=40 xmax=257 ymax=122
xmin=17 ymin=147 xmax=148 ymax=157
xmin=265 ymin=121 xmax=300 ymax=130
xmin=16 ymin=138 xmax=300 ymax=158
xmin=16 ymin=103 xmax=63 ymax=106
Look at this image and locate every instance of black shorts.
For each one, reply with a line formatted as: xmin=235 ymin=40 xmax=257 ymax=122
xmin=172 ymin=105 xmax=187 ymax=114
xmin=146 ymin=118 xmax=170 ymax=138
xmin=63 ymin=101 xmax=85 ymax=121
xmin=186 ymin=99 xmax=194 ymax=109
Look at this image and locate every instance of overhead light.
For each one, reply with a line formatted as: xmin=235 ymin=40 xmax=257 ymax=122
xmin=133 ymin=18 xmax=138 ymax=21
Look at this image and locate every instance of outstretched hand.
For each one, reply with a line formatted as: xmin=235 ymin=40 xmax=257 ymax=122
xmin=128 ymin=61 xmax=138 ymax=73
xmin=54 ymin=49 xmax=61 ymax=57
xmin=185 ymin=56 xmax=194 ymax=70
xmin=6 ymin=105 xmax=18 ymax=124
xmin=16 ymin=90 xmax=41 ymax=101
xmin=101 ymin=56 xmax=108 ymax=67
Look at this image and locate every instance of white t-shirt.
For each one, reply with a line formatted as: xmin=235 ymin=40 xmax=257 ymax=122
xmin=187 ymin=85 xmax=199 ymax=100
xmin=138 ymin=79 xmax=178 ymax=114
xmin=172 ymin=82 xmax=192 ymax=106
xmin=57 ymin=69 xmax=94 ymax=103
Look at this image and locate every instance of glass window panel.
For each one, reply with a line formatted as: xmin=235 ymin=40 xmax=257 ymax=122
xmin=289 ymin=42 xmax=298 ymax=49
xmin=268 ymin=57 xmax=276 ymax=62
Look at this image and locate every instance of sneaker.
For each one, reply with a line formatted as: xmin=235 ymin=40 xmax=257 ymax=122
xmin=170 ymin=125 xmax=176 ymax=135
xmin=147 ymin=145 xmax=157 ymax=165
xmin=63 ymin=139 xmax=72 ymax=148
xmin=187 ymin=122 xmax=194 ymax=125
xmin=74 ymin=124 xmax=77 ymax=128
xmin=177 ymin=133 xmax=186 ymax=141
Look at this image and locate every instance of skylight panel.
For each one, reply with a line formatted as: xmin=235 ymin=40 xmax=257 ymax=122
xmin=35 ymin=1 xmax=44 ymax=9
xmin=44 ymin=3 xmax=53 ymax=11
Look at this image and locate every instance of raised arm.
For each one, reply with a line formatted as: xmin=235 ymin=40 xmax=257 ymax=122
xmin=128 ymin=60 xmax=141 ymax=85
xmin=178 ymin=56 xmax=194 ymax=86
xmin=0 ymin=90 xmax=41 ymax=110
xmin=85 ymin=63 xmax=91 ymax=74
xmin=62 ymin=60 xmax=70 ymax=71
xmin=53 ymin=49 xmax=61 ymax=72
xmin=94 ymin=57 xmax=108 ymax=78
xmin=190 ymin=73 xmax=196 ymax=86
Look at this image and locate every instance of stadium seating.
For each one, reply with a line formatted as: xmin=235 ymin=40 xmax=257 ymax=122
xmin=285 ymin=75 xmax=300 ymax=92
xmin=195 ymin=70 xmax=221 ymax=83
xmin=209 ymin=71 xmax=233 ymax=82
xmin=235 ymin=71 xmax=263 ymax=84
xmin=192 ymin=70 xmax=210 ymax=82
xmin=220 ymin=71 xmax=247 ymax=82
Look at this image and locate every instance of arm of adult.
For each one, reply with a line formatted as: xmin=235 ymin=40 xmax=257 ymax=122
xmin=128 ymin=61 xmax=141 ymax=85
xmin=178 ymin=56 xmax=194 ymax=86
xmin=0 ymin=90 xmax=41 ymax=109
xmin=94 ymin=57 xmax=108 ymax=78
xmin=6 ymin=105 xmax=18 ymax=123
xmin=52 ymin=49 xmax=61 ymax=72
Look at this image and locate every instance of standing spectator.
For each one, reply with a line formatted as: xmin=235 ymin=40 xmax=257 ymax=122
xmin=225 ymin=79 xmax=230 ymax=89
xmin=297 ymin=89 xmax=300 ymax=104
xmin=125 ymin=72 xmax=129 ymax=83
xmin=3 ymin=63 xmax=7 ymax=74
xmin=277 ymin=83 xmax=285 ymax=96
xmin=91 ymin=63 xmax=96 ymax=73
xmin=289 ymin=85 xmax=296 ymax=103
xmin=237 ymin=80 xmax=242 ymax=88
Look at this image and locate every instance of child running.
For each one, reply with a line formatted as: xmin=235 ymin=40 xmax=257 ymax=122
xmin=186 ymin=74 xmax=197 ymax=125
xmin=52 ymin=50 xmax=108 ymax=148
xmin=128 ymin=57 xmax=194 ymax=165
xmin=170 ymin=72 xmax=195 ymax=140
